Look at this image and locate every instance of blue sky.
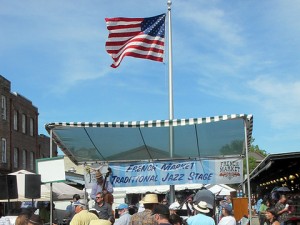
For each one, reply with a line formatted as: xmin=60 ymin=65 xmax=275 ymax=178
xmin=1 ymin=1 xmax=300 ymax=155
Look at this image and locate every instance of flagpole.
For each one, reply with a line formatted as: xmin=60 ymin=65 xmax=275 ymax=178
xmin=167 ymin=0 xmax=175 ymax=204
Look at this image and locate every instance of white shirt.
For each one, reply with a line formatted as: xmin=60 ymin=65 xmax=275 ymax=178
xmin=218 ymin=216 xmax=236 ymax=225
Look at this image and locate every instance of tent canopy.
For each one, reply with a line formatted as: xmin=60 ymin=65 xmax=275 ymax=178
xmin=206 ymin=184 xmax=236 ymax=196
xmin=45 ymin=114 xmax=253 ymax=165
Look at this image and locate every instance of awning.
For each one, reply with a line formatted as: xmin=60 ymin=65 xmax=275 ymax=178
xmin=45 ymin=114 xmax=253 ymax=165
xmin=246 ymin=152 xmax=300 ymax=192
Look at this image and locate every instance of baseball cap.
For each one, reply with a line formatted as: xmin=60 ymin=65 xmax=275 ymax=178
xmin=118 ymin=203 xmax=129 ymax=210
xmin=221 ymin=202 xmax=232 ymax=212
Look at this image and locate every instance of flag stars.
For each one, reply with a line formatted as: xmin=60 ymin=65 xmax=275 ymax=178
xmin=141 ymin=14 xmax=165 ymax=38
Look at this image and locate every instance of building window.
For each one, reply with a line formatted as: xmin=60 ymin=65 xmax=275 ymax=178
xmin=22 ymin=149 xmax=27 ymax=169
xmin=14 ymin=148 xmax=19 ymax=168
xmin=22 ymin=114 xmax=26 ymax=134
xmin=30 ymin=152 xmax=34 ymax=170
xmin=1 ymin=138 xmax=7 ymax=163
xmin=1 ymin=95 xmax=6 ymax=120
xmin=14 ymin=110 xmax=18 ymax=130
xmin=29 ymin=118 xmax=34 ymax=136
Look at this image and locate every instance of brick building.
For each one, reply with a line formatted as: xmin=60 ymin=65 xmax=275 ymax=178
xmin=0 ymin=75 xmax=57 ymax=174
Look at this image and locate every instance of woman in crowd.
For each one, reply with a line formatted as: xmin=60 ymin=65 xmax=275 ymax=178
xmin=259 ymin=198 xmax=271 ymax=225
xmin=217 ymin=203 xmax=235 ymax=225
xmin=265 ymin=208 xmax=280 ymax=225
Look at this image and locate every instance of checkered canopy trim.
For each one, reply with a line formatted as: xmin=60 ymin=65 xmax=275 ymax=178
xmin=45 ymin=114 xmax=253 ymax=165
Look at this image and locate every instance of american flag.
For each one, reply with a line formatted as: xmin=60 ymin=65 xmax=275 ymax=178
xmin=105 ymin=14 xmax=166 ymax=68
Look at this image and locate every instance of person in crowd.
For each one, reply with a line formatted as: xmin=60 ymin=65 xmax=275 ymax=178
xmin=225 ymin=196 xmax=232 ymax=207
xmin=266 ymin=208 xmax=280 ymax=225
xmin=15 ymin=214 xmax=29 ymax=225
xmin=70 ymin=199 xmax=99 ymax=225
xmin=286 ymin=199 xmax=295 ymax=215
xmin=114 ymin=203 xmax=131 ymax=225
xmin=271 ymin=192 xmax=280 ymax=206
xmin=90 ymin=219 xmax=112 ymax=225
xmin=93 ymin=192 xmax=114 ymax=223
xmin=91 ymin=171 xmax=114 ymax=201
xmin=187 ymin=201 xmax=215 ymax=225
xmin=89 ymin=208 xmax=99 ymax=218
xmin=217 ymin=203 xmax=236 ymax=225
xmin=128 ymin=205 xmax=138 ymax=215
xmin=66 ymin=194 xmax=81 ymax=219
xmin=259 ymin=198 xmax=271 ymax=225
xmin=169 ymin=214 xmax=183 ymax=225
xmin=39 ymin=202 xmax=57 ymax=224
xmin=181 ymin=195 xmax=194 ymax=217
xmin=28 ymin=214 xmax=43 ymax=225
xmin=168 ymin=201 xmax=180 ymax=215
xmin=129 ymin=193 xmax=159 ymax=225
xmin=161 ymin=199 xmax=169 ymax=207
xmin=275 ymin=194 xmax=289 ymax=225
xmin=152 ymin=204 xmax=172 ymax=225
xmin=256 ymin=195 xmax=263 ymax=216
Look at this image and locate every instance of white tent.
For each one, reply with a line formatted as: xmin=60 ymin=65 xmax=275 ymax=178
xmin=207 ymin=184 xmax=236 ymax=196
xmin=114 ymin=183 xmax=204 ymax=194
xmin=0 ymin=170 xmax=85 ymax=202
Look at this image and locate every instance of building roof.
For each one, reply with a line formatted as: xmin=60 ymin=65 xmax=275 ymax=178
xmin=247 ymin=152 xmax=300 ymax=191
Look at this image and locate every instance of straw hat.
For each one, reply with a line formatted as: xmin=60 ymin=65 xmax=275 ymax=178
xmin=95 ymin=170 xmax=103 ymax=178
xmin=194 ymin=201 xmax=210 ymax=213
xmin=140 ymin=194 xmax=159 ymax=204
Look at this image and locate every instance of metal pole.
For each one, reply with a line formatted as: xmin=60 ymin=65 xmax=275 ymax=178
xmin=167 ymin=0 xmax=175 ymax=204
xmin=50 ymin=129 xmax=53 ymax=225
xmin=244 ymin=119 xmax=252 ymax=225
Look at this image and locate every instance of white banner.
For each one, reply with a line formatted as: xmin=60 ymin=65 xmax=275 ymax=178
xmin=107 ymin=158 xmax=243 ymax=187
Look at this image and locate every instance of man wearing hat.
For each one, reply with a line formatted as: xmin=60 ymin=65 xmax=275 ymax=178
xmin=187 ymin=201 xmax=215 ymax=225
xmin=70 ymin=199 xmax=99 ymax=225
xmin=217 ymin=203 xmax=235 ymax=225
xmin=152 ymin=204 xmax=172 ymax=225
xmin=115 ymin=203 xmax=131 ymax=225
xmin=91 ymin=170 xmax=114 ymax=200
xmin=129 ymin=193 xmax=159 ymax=225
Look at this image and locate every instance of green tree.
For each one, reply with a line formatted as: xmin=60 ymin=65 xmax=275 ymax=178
xmin=243 ymin=138 xmax=268 ymax=174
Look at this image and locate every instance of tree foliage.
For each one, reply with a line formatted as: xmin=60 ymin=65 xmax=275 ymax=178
xmin=243 ymin=138 xmax=268 ymax=174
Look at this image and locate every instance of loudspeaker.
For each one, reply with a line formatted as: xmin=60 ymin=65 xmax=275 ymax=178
xmin=0 ymin=175 xmax=18 ymax=200
xmin=25 ymin=174 xmax=41 ymax=199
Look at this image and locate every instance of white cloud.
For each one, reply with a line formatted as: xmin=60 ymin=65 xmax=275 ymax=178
xmin=248 ymin=76 xmax=300 ymax=128
xmin=176 ymin=1 xmax=243 ymax=47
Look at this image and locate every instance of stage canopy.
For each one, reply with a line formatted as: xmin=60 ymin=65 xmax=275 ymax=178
xmin=45 ymin=114 xmax=253 ymax=165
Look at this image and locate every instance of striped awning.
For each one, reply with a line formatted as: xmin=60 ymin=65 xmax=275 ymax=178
xmin=45 ymin=114 xmax=253 ymax=165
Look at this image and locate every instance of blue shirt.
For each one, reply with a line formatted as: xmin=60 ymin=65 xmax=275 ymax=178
xmin=187 ymin=213 xmax=215 ymax=225
xmin=114 ymin=212 xmax=131 ymax=225
xmin=256 ymin=199 xmax=263 ymax=213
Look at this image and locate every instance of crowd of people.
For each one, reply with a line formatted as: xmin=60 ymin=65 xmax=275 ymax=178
xmin=255 ymin=193 xmax=296 ymax=225
xmin=6 ymin=170 xmax=298 ymax=225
